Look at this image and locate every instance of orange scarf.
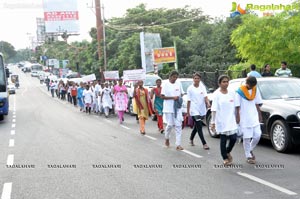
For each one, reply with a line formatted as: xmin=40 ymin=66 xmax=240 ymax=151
xmin=237 ymin=85 xmax=256 ymax=101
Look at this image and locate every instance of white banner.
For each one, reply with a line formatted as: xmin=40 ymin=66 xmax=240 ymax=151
xmin=104 ymin=71 xmax=119 ymax=80
xmin=123 ymin=69 xmax=146 ymax=82
xmin=82 ymin=74 xmax=96 ymax=82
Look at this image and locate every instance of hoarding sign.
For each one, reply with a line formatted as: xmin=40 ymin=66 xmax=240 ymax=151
xmin=153 ymin=47 xmax=176 ymax=64
xmin=43 ymin=0 xmax=79 ymax=33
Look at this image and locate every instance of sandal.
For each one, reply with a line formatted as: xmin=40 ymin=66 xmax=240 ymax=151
xmin=203 ymin=144 xmax=210 ymax=150
xmin=223 ymin=159 xmax=232 ymax=166
xmin=190 ymin=140 xmax=195 ymax=146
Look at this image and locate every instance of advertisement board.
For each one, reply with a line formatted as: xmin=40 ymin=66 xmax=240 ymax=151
xmin=153 ymin=47 xmax=176 ymax=64
xmin=43 ymin=0 xmax=79 ymax=33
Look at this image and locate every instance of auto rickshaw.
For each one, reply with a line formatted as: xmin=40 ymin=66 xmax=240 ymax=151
xmin=11 ymin=75 xmax=19 ymax=88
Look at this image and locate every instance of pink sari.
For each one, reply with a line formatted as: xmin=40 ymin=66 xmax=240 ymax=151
xmin=114 ymin=85 xmax=128 ymax=111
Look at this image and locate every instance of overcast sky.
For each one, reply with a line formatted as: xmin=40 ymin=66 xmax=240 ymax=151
xmin=0 ymin=0 xmax=292 ymax=50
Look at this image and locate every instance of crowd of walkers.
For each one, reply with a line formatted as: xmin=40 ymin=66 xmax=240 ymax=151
xmin=44 ymin=69 xmax=267 ymax=166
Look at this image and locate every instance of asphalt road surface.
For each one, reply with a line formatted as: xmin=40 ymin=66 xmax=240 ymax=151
xmin=0 ymin=66 xmax=299 ymax=199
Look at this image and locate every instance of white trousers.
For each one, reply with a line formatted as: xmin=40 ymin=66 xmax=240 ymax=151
xmin=164 ymin=113 xmax=183 ymax=146
xmin=242 ymin=125 xmax=261 ymax=158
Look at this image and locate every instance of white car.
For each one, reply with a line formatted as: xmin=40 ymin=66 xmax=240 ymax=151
xmin=31 ymin=71 xmax=39 ymax=77
xmin=7 ymin=84 xmax=16 ymax=94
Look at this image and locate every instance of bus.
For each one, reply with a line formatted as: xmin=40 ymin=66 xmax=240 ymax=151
xmin=0 ymin=53 xmax=8 ymax=121
xmin=30 ymin=63 xmax=44 ymax=77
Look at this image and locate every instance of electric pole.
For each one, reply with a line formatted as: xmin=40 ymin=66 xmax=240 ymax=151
xmin=95 ymin=0 xmax=103 ymax=71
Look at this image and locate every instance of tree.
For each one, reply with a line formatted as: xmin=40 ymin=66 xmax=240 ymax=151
xmin=0 ymin=41 xmax=17 ymax=62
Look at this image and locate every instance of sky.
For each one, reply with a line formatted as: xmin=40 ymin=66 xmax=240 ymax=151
xmin=0 ymin=0 xmax=293 ymax=50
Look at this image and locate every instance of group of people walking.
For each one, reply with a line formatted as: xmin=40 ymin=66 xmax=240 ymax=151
xmin=46 ymin=69 xmax=267 ymax=166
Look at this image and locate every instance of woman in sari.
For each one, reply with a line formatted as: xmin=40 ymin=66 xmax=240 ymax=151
xmin=150 ymin=79 xmax=164 ymax=133
xmin=134 ymin=80 xmax=153 ymax=135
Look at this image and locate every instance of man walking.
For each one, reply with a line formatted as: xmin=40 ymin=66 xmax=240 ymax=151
xmin=235 ymin=76 xmax=263 ymax=164
xmin=161 ymin=71 xmax=184 ymax=150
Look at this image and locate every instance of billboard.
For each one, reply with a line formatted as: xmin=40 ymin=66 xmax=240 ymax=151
xmin=153 ymin=47 xmax=176 ymax=64
xmin=43 ymin=0 xmax=79 ymax=33
xmin=140 ymin=32 xmax=163 ymax=73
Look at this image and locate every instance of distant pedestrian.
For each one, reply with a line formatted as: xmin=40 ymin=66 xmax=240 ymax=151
xmin=77 ymin=82 xmax=85 ymax=111
xmin=83 ymin=84 xmax=93 ymax=114
xmin=150 ymin=79 xmax=164 ymax=134
xmin=70 ymin=83 xmax=78 ymax=106
xmin=274 ymin=61 xmax=292 ymax=77
xmin=101 ymin=82 xmax=113 ymax=118
xmin=235 ymin=76 xmax=263 ymax=164
xmin=211 ymin=75 xmax=238 ymax=166
xmin=113 ymin=79 xmax=128 ymax=124
xmin=161 ymin=70 xmax=184 ymax=150
xmin=186 ymin=73 xmax=210 ymax=150
xmin=261 ymin=64 xmax=273 ymax=77
xmin=247 ymin=64 xmax=262 ymax=78
xmin=50 ymin=80 xmax=56 ymax=97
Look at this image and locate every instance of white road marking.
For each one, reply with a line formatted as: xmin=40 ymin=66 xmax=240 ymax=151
xmin=6 ymin=155 xmax=14 ymax=166
xmin=9 ymin=139 xmax=14 ymax=147
xmin=10 ymin=130 xmax=15 ymax=135
xmin=12 ymin=119 xmax=15 ymax=123
xmin=104 ymin=119 xmax=112 ymax=123
xmin=182 ymin=150 xmax=203 ymax=158
xmin=1 ymin=182 xmax=12 ymax=199
xmin=120 ymin=125 xmax=130 ymax=130
xmin=237 ymin=172 xmax=297 ymax=196
xmin=12 ymin=115 xmax=16 ymax=118
xmin=11 ymin=124 xmax=15 ymax=128
xmin=12 ymin=112 xmax=15 ymax=115
xmin=144 ymin=135 xmax=157 ymax=140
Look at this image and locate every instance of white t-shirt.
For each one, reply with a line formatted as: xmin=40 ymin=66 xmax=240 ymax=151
xmin=83 ymin=89 xmax=93 ymax=104
xmin=211 ymin=89 xmax=237 ymax=132
xmin=187 ymin=83 xmax=208 ymax=116
xmin=161 ymin=80 xmax=183 ymax=113
xmin=235 ymin=88 xmax=263 ymax=128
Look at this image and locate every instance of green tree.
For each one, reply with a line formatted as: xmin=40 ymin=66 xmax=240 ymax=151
xmin=0 ymin=41 xmax=17 ymax=62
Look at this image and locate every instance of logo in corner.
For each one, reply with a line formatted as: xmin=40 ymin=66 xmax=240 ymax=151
xmin=230 ymin=2 xmax=247 ymax=17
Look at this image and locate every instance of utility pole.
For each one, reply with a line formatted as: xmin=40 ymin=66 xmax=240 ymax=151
xmin=95 ymin=0 xmax=103 ymax=72
xmin=102 ymin=4 xmax=107 ymax=71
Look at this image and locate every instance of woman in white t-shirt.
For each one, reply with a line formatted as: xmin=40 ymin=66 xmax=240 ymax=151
xmin=186 ymin=73 xmax=210 ymax=150
xmin=211 ymin=75 xmax=238 ymax=166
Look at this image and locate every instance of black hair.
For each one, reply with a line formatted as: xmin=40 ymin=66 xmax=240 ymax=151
xmin=193 ymin=72 xmax=201 ymax=78
xmin=169 ymin=70 xmax=179 ymax=78
xmin=156 ymin=79 xmax=162 ymax=83
xmin=281 ymin=61 xmax=287 ymax=65
xmin=264 ymin=64 xmax=269 ymax=69
xmin=250 ymin=64 xmax=256 ymax=71
xmin=246 ymin=76 xmax=257 ymax=87
xmin=218 ymin=75 xmax=230 ymax=84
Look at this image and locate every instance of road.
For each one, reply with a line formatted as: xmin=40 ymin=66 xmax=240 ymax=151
xmin=0 ymin=66 xmax=299 ymax=199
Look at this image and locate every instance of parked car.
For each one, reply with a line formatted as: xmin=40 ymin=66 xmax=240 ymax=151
xmin=205 ymin=77 xmax=300 ymax=153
